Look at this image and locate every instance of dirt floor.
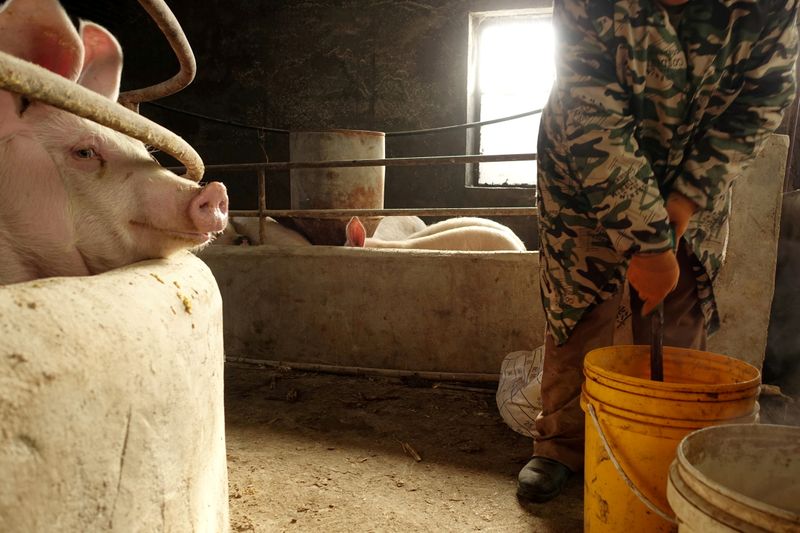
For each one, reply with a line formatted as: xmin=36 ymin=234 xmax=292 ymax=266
xmin=224 ymin=364 xmax=583 ymax=532
xmin=224 ymin=363 xmax=799 ymax=533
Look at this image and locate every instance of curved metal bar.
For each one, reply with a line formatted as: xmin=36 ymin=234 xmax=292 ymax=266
xmin=117 ymin=0 xmax=196 ymax=107
xmin=0 ymin=51 xmax=204 ymax=181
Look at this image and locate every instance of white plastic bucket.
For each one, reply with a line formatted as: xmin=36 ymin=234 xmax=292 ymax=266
xmin=667 ymin=423 xmax=800 ymax=532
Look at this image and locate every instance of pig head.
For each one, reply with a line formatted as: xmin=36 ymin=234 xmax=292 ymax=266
xmin=0 ymin=0 xmax=228 ymax=285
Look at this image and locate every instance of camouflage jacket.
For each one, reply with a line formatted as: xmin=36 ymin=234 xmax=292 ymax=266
xmin=537 ymin=0 xmax=798 ymax=345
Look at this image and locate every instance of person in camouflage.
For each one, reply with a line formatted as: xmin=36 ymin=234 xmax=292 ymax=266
xmin=517 ymin=0 xmax=799 ymax=502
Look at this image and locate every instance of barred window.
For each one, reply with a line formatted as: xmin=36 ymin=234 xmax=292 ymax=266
xmin=467 ymin=9 xmax=555 ymax=187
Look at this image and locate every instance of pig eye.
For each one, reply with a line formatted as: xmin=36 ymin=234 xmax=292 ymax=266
xmin=18 ymin=96 xmax=31 ymax=116
xmin=73 ymin=148 xmax=99 ymax=160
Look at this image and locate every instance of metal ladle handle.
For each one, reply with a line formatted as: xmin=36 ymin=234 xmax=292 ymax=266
xmin=650 ymin=301 xmax=665 ymax=381
xmin=650 ymin=226 xmax=679 ymax=382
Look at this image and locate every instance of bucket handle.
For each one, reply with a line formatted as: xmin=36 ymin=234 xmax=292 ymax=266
xmin=587 ymin=403 xmax=678 ymax=525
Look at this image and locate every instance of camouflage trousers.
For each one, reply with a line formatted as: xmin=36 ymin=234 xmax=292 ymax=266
xmin=533 ymin=242 xmax=707 ymax=471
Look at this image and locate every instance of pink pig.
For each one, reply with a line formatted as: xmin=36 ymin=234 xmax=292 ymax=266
xmin=0 ymin=0 xmax=228 ymax=285
xmin=345 ymin=216 xmax=527 ymax=251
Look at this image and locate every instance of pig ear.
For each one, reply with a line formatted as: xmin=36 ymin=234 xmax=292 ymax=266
xmin=345 ymin=217 xmax=367 ymax=247
xmin=0 ymin=0 xmax=84 ymax=80
xmin=77 ymin=21 xmax=123 ymax=101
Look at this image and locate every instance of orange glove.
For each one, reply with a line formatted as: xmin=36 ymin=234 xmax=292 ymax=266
xmin=627 ymin=250 xmax=680 ymax=316
xmin=665 ymin=193 xmax=698 ymax=242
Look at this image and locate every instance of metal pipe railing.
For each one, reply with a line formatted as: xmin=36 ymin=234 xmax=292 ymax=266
xmin=118 ymin=0 xmax=196 ymax=109
xmin=172 ymin=152 xmax=537 ymax=174
xmin=231 ymin=207 xmax=537 ymax=219
xmin=0 ymin=51 xmax=204 ymax=181
xmin=213 ymin=153 xmax=539 ymax=239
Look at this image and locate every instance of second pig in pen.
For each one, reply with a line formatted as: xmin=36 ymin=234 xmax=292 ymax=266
xmin=346 ymin=216 xmax=527 ymax=251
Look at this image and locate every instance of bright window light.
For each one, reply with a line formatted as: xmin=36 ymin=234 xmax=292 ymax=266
xmin=471 ymin=12 xmax=555 ymax=186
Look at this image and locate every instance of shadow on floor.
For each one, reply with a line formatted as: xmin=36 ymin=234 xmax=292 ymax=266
xmin=224 ymin=363 xmax=584 ymax=532
xmin=225 ymin=363 xmax=533 ymax=475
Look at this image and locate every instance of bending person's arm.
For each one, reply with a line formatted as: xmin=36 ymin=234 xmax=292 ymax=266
xmin=554 ymin=0 xmax=672 ymax=256
xmin=674 ymin=0 xmax=798 ymax=210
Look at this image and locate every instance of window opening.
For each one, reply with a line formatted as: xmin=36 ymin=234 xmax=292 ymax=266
xmin=467 ymin=9 xmax=555 ymax=186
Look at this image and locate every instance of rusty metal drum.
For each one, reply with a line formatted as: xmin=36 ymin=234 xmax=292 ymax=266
xmin=289 ymin=129 xmax=385 ymax=245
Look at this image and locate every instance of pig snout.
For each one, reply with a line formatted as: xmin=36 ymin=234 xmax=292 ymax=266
xmin=189 ymin=182 xmax=229 ymax=233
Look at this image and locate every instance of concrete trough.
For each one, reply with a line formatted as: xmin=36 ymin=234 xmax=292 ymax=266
xmin=200 ymin=246 xmax=541 ymax=375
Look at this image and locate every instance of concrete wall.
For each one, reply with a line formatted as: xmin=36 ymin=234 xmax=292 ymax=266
xmin=0 ymin=253 xmax=229 ymax=533
xmin=201 ymin=246 xmax=541 ymax=375
xmin=708 ymin=135 xmax=789 ymax=369
xmin=765 ymin=189 xmax=800 ymax=394
xmin=200 ymin=135 xmax=788 ymax=375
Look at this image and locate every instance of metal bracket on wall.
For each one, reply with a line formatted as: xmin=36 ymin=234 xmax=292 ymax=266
xmin=117 ymin=0 xmax=197 ymax=110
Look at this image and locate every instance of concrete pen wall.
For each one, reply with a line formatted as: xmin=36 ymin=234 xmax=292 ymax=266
xmin=0 ymin=253 xmax=229 ymax=533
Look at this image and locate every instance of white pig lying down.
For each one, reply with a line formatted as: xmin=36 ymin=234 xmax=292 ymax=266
xmin=345 ymin=216 xmax=527 ymax=251
xmin=370 ymin=215 xmax=427 ymax=241
xmin=214 ymin=217 xmax=311 ymax=247
xmin=0 ymin=0 xmax=229 ymax=285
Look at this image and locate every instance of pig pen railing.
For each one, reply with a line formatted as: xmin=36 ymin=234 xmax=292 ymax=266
xmin=0 ymin=0 xmax=203 ymax=179
xmin=170 ymin=152 xmax=539 ymax=244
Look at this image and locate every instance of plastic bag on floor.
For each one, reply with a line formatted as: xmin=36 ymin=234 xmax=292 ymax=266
xmin=496 ymin=347 xmax=544 ymax=437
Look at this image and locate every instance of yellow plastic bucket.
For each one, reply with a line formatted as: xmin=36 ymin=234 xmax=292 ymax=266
xmin=580 ymin=345 xmax=760 ymax=532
